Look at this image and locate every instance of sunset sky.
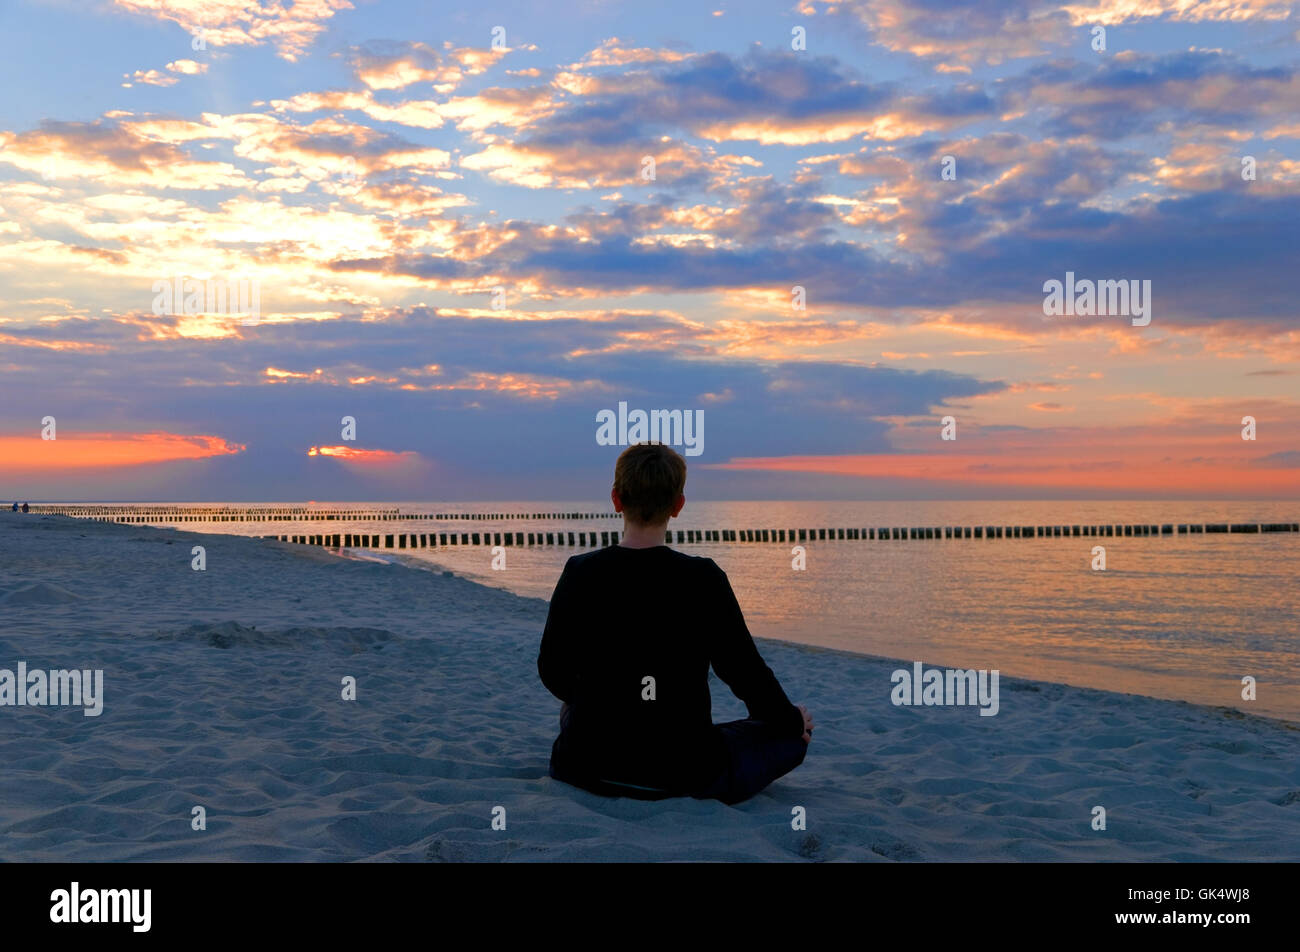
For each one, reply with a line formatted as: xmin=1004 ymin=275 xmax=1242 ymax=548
xmin=1 ymin=0 xmax=1297 ymax=501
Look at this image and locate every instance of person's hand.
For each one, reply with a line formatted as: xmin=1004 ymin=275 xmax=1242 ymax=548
xmin=798 ymin=704 xmax=814 ymax=744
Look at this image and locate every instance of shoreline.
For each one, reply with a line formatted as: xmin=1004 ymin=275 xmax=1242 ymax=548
xmin=50 ymin=520 xmax=1300 ymax=729
xmin=372 ymin=542 xmax=1299 ymax=730
xmin=1 ymin=512 xmax=1297 ymax=861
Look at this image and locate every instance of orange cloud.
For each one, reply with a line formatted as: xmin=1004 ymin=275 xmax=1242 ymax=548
xmin=0 ymin=332 xmax=110 ymax=353
xmin=708 ymin=450 xmax=1298 ymax=495
xmin=707 ymin=412 xmax=1300 ymax=497
xmin=307 ymin=445 xmax=419 ymax=464
xmin=0 ymin=432 xmax=243 ymax=471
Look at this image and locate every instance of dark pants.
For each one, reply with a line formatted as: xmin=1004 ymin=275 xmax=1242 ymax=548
xmin=692 ymin=718 xmax=809 ymax=806
xmin=551 ymin=707 xmax=807 ymax=806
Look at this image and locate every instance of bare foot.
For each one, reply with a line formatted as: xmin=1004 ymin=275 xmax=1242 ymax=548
xmin=797 ymin=704 xmax=814 ymax=743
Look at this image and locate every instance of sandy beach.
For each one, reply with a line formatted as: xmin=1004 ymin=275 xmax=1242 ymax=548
xmin=0 ymin=511 xmax=1296 ymax=862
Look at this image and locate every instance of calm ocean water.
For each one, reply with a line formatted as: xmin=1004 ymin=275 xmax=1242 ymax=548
xmin=83 ymin=500 xmax=1300 ymax=720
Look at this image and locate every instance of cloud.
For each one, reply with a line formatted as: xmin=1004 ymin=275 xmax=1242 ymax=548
xmin=347 ymin=41 xmax=509 ymax=91
xmin=123 ymin=59 xmax=209 ymax=87
xmin=3 ymin=8 xmax=1298 ymax=499
xmin=564 ymin=37 xmax=692 ymax=70
xmin=307 ymin=445 xmax=419 ymax=463
xmin=0 ymin=306 xmax=1002 ymax=475
xmin=446 ymin=47 xmax=996 ymax=188
xmin=554 ymin=47 xmax=995 ymax=144
xmin=0 ymin=431 xmax=244 ymax=471
xmin=798 ymin=0 xmax=1070 ymax=67
xmin=1060 ymin=0 xmax=1294 ymax=26
xmin=707 ymin=400 xmax=1300 ymax=496
xmin=460 ymin=137 xmax=727 ymax=190
xmin=0 ymin=120 xmax=248 ymax=189
xmin=111 ymin=0 xmax=353 ymax=62
xmin=124 ymin=69 xmax=178 ymax=88
xmin=797 ymin=0 xmax=1295 ymax=68
xmin=1005 ymin=50 xmax=1300 ymax=140
xmin=1253 ymin=450 xmax=1300 ymax=468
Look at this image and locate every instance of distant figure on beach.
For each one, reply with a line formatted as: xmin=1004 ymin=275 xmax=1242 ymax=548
xmin=20 ymin=502 xmax=29 ymax=513
xmin=538 ymin=442 xmax=812 ymax=805
xmin=9 ymin=502 xmax=16 ymax=512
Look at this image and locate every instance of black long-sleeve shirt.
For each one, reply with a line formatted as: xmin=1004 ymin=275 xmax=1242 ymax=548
xmin=538 ymin=545 xmax=804 ymax=793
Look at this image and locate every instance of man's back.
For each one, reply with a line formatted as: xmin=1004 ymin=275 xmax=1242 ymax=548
xmin=538 ymin=544 xmax=804 ymax=794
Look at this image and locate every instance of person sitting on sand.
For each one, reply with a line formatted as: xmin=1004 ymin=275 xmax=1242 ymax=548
xmin=9 ymin=502 xmax=16 ymax=512
xmin=21 ymin=502 xmax=29 ymax=513
xmin=538 ymin=442 xmax=812 ymax=805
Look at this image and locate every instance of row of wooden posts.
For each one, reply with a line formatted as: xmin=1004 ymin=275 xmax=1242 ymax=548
xmin=269 ymin=521 xmax=1300 ymax=550
xmin=29 ymin=506 xmax=618 ymax=524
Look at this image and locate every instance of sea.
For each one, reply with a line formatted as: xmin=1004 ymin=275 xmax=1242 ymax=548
xmin=44 ymin=499 xmax=1300 ymax=721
